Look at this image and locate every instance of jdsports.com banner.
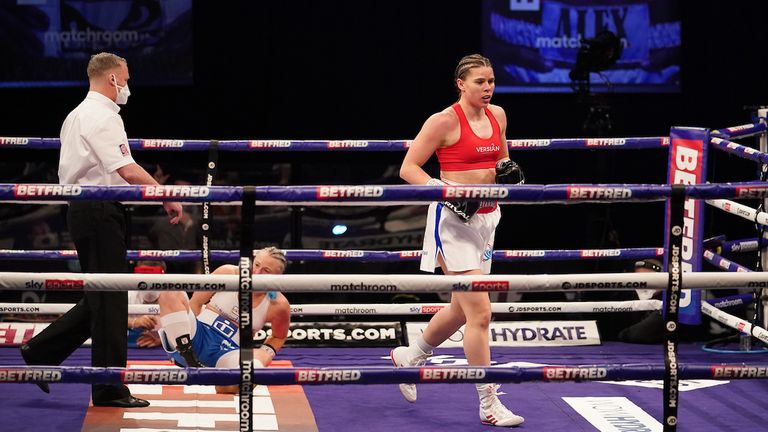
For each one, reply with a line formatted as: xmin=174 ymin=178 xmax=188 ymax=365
xmin=0 ymin=321 xmax=403 ymax=348
xmin=255 ymin=322 xmax=402 ymax=348
xmin=406 ymin=321 xmax=600 ymax=348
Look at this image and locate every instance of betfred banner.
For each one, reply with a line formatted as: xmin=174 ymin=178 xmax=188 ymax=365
xmin=0 ymin=322 xmax=147 ymax=347
xmin=406 ymin=321 xmax=600 ymax=348
xmin=255 ymin=322 xmax=402 ymax=348
xmin=0 ymin=322 xmax=45 ymax=346
xmin=666 ymin=127 xmax=707 ymax=325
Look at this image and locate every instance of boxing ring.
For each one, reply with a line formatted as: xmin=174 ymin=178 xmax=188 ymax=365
xmin=2 ymin=116 xmax=768 ymax=431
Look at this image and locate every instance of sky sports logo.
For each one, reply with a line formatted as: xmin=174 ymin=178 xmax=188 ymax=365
xmin=452 ymin=281 xmax=509 ymax=291
xmin=473 ymin=281 xmax=509 ymax=291
xmin=25 ymin=279 xmax=84 ymax=290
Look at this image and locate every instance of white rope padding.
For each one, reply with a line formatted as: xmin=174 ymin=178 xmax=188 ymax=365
xmin=701 ymin=301 xmax=768 ymax=345
xmin=706 ymin=199 xmax=768 ymax=226
xmin=0 ymin=303 xmax=160 ymax=315
xmin=2 ymin=271 xmax=768 ymax=293
xmin=0 ymin=300 xmax=662 ymax=316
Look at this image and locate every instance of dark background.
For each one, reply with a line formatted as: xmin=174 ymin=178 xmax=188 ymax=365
xmin=0 ymin=1 xmax=766 ymax=139
xmin=1 ymin=1 xmax=767 ymax=330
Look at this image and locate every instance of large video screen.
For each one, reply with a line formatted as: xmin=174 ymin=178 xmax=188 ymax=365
xmin=0 ymin=0 xmax=192 ymax=88
xmin=483 ymin=0 xmax=680 ymax=93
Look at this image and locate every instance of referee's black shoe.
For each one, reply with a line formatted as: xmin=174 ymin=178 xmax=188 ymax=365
xmin=20 ymin=344 xmax=50 ymax=394
xmin=93 ymin=395 xmax=150 ymax=408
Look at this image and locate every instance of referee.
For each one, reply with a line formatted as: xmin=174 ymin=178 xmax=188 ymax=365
xmin=21 ymin=52 xmax=182 ymax=408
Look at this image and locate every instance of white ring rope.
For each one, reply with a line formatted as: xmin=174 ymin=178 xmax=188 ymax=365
xmin=1 ymin=271 xmax=768 ymax=292
xmin=6 ymin=299 xmax=766 ymax=346
xmin=0 ymin=300 xmax=663 ymax=316
xmin=701 ymin=301 xmax=768 ymax=345
xmin=706 ymin=199 xmax=768 ymax=226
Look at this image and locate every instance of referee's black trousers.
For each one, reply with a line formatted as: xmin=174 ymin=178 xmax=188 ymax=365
xmin=24 ymin=201 xmax=130 ymax=402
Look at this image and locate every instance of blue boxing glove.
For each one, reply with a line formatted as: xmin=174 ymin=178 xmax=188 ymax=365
xmin=496 ymin=159 xmax=525 ymax=184
xmin=427 ymin=178 xmax=479 ymax=223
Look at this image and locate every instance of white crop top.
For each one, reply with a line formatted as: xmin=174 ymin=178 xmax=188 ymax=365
xmin=207 ymin=292 xmax=271 ymax=331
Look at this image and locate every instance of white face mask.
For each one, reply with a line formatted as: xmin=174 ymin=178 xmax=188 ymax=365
xmin=111 ymin=74 xmax=131 ymax=105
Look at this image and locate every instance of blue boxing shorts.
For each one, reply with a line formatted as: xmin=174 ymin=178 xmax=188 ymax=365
xmin=163 ymin=309 xmax=239 ymax=368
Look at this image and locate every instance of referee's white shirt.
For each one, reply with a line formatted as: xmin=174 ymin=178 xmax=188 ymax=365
xmin=58 ymin=91 xmax=135 ymax=186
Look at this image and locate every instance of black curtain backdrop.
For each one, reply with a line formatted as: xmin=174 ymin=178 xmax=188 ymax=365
xmin=0 ymin=1 xmax=765 ymax=140
xmin=1 ymin=0 xmax=767 ymax=273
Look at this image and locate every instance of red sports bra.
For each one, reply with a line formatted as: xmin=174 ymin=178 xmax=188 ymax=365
xmin=436 ymin=103 xmax=503 ymax=171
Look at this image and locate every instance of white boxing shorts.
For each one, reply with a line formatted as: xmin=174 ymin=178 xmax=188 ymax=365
xmin=420 ymin=200 xmax=501 ymax=274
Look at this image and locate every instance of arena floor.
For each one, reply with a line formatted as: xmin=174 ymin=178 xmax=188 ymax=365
xmin=1 ymin=342 xmax=766 ymax=431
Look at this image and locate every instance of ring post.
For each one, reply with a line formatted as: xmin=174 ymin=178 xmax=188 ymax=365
xmin=759 ymin=108 xmax=768 ymax=330
xmin=663 ymin=184 xmax=685 ymax=431
xmin=201 ymin=140 xmax=219 ymax=275
xmin=666 ymin=127 xmax=708 ymax=325
xmin=239 ymin=186 xmax=256 ymax=432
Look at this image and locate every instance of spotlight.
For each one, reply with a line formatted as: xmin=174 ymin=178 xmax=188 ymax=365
xmin=332 ymin=224 xmax=348 ymax=235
